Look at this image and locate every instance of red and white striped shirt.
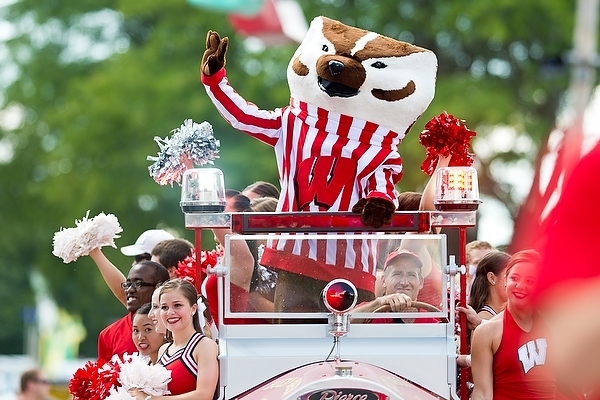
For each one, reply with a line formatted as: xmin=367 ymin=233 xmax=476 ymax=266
xmin=203 ymin=69 xmax=403 ymax=290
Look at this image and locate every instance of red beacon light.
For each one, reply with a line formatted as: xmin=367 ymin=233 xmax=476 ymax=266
xmin=323 ymin=279 xmax=358 ymax=314
xmin=322 ymin=279 xmax=358 ymax=340
xmin=433 ymin=166 xmax=482 ymax=211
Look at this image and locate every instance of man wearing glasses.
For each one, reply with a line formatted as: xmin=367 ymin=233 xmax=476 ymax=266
xmin=17 ymin=368 xmax=52 ymax=400
xmin=97 ymin=260 xmax=169 ymax=361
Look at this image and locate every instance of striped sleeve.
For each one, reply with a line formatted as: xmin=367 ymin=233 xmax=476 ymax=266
xmin=202 ymin=69 xmax=282 ymax=146
xmin=362 ymin=153 xmax=402 ymax=205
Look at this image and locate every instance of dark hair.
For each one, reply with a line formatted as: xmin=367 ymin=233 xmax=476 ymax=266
xmin=225 ymin=188 xmax=240 ymax=198
xmin=20 ymin=368 xmax=43 ymax=392
xmin=229 ymin=194 xmax=252 ymax=212
xmin=468 ymin=251 xmax=510 ymax=313
xmin=243 ymin=181 xmax=280 ymax=199
xmin=135 ymin=302 xmax=152 ymax=316
xmin=151 ymin=239 xmax=194 ymax=270
xmin=396 ymin=191 xmax=421 ymax=211
xmin=134 ymin=252 xmax=152 ymax=264
xmin=159 ymin=279 xmax=203 ymax=333
xmin=247 ymin=239 xmax=262 ymax=293
xmin=135 ymin=260 xmax=170 ymax=285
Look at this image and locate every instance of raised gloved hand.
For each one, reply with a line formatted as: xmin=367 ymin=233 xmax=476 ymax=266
xmin=352 ymin=197 xmax=396 ymax=228
xmin=201 ymin=30 xmax=229 ymax=77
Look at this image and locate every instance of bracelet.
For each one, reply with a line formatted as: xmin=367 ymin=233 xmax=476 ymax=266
xmin=465 ymin=354 xmax=472 ymax=367
xmin=145 ymin=396 xmax=152 ymax=400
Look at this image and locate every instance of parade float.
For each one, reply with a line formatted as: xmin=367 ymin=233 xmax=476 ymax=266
xmin=57 ymin=112 xmax=479 ymax=400
xmin=179 ymin=163 xmax=480 ymax=400
xmin=57 ymin=12 xmax=481 ymax=398
xmin=142 ymin=114 xmax=480 ymax=400
xmin=146 ymin=17 xmax=480 ymax=391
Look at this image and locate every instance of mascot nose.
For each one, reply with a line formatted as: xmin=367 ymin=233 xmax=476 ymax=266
xmin=328 ymin=60 xmax=345 ymax=76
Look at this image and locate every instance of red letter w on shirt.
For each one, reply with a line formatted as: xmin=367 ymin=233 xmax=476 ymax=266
xmin=295 ymin=156 xmax=357 ymax=211
xmin=518 ymin=338 xmax=547 ymax=374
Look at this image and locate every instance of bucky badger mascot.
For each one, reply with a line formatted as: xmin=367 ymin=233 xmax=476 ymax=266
xmin=201 ymin=16 xmax=437 ymax=311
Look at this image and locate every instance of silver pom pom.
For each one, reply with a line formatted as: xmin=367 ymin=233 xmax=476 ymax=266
xmin=148 ymin=119 xmax=220 ymax=186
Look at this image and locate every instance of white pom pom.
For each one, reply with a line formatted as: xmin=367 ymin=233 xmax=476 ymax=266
xmin=105 ymin=386 xmax=136 ymax=400
xmin=52 ymin=210 xmax=123 ymax=263
xmin=118 ymin=353 xmax=171 ymax=396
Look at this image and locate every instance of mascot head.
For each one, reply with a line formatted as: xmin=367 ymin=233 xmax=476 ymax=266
xmin=287 ymin=16 xmax=437 ymax=137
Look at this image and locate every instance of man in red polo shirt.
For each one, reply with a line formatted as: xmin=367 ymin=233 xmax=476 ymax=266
xmin=97 ymin=260 xmax=169 ymax=361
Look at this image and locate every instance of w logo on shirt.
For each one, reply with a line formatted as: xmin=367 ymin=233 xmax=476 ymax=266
xmin=295 ymin=156 xmax=357 ymax=210
xmin=518 ymin=338 xmax=547 ymax=374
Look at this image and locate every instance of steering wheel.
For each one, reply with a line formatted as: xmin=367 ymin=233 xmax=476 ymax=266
xmin=373 ymin=301 xmax=441 ymax=313
xmin=364 ymin=301 xmax=447 ymax=323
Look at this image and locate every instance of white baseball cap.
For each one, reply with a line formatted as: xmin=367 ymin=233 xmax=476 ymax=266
xmin=120 ymin=229 xmax=175 ymax=256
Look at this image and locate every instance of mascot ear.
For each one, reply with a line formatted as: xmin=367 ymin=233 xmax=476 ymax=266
xmin=352 ymin=197 xmax=396 ymax=228
xmin=201 ymin=30 xmax=229 ymax=76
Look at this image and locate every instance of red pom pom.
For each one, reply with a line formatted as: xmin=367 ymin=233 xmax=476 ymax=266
xmin=96 ymin=357 xmax=122 ymax=399
xmin=419 ymin=111 xmax=476 ymax=176
xmin=175 ymin=253 xmax=197 ymax=285
xmin=175 ymin=247 xmax=223 ymax=285
xmin=69 ymin=361 xmax=100 ymax=400
xmin=68 ymin=357 xmax=122 ymax=400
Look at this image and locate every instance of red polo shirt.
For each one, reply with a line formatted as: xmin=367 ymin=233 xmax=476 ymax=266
xmin=97 ymin=314 xmax=137 ymax=362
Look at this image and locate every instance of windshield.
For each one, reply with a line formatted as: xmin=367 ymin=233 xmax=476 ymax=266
xmin=220 ymin=232 xmax=449 ymax=322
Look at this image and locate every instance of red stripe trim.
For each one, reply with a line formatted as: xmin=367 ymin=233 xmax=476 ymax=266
xmin=315 ymin=105 xmax=329 ymax=132
xmin=357 ymin=120 xmax=378 ymax=145
xmin=203 ymin=69 xmax=280 ymax=145
xmin=181 ymin=332 xmax=203 ymax=376
xmin=292 ymin=99 xmax=399 ymax=143
xmin=315 ymin=235 xmax=326 ymax=263
xmin=261 ymin=247 xmax=375 ymax=292
xmin=335 ymin=238 xmax=348 ymax=269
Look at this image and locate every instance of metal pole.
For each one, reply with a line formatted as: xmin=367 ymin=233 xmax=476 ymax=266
xmin=459 ymin=227 xmax=469 ymax=400
xmin=195 ymin=228 xmax=203 ymax=292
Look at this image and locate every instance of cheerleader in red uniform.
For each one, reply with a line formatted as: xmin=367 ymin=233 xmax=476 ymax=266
xmin=470 ymin=250 xmax=556 ymax=400
xmin=130 ymin=279 xmax=219 ymax=400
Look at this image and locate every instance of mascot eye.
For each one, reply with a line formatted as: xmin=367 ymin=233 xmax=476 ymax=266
xmin=322 ymin=44 xmax=329 ymax=52
xmin=371 ymin=61 xmax=387 ymax=69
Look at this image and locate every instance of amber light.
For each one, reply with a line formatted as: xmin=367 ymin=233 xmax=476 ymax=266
xmin=434 ymin=166 xmax=481 ymax=211
xmin=446 ymin=169 xmax=473 ymax=191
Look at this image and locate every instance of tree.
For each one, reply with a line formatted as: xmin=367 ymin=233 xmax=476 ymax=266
xmin=0 ymin=0 xmax=577 ymax=356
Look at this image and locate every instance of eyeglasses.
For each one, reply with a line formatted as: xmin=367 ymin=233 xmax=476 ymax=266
xmin=120 ymin=280 xmax=155 ymax=290
xmin=34 ymin=379 xmax=51 ymax=385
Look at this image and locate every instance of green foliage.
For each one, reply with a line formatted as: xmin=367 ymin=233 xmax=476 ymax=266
xmin=0 ymin=0 xmax=579 ymax=356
